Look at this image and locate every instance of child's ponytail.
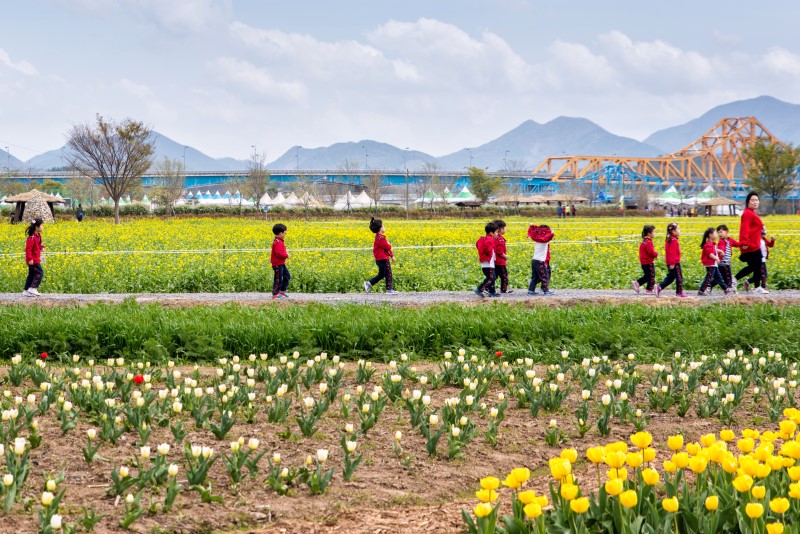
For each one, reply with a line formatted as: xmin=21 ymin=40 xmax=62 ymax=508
xmin=666 ymin=223 xmax=677 ymax=243
xmin=25 ymin=219 xmax=43 ymax=237
xmin=700 ymin=227 xmax=714 ymax=248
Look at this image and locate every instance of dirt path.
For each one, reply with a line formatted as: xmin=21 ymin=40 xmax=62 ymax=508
xmin=3 ymin=289 xmax=800 ymax=307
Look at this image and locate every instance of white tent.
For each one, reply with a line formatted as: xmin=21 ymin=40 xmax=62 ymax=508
xmin=355 ymin=190 xmax=373 ymax=207
xmin=267 ymin=192 xmax=286 ymax=206
xmin=683 ymin=185 xmax=715 ymax=206
xmin=449 ymin=185 xmax=476 ymax=203
xmin=655 ymin=185 xmax=684 ymax=206
xmin=258 ymin=192 xmax=272 ymax=206
xmin=283 ymin=192 xmax=300 ymax=206
xmin=334 ymin=190 xmax=360 ymax=210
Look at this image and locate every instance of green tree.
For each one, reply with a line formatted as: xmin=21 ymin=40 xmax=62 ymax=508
xmin=66 ymin=114 xmax=155 ymax=224
xmin=468 ymin=167 xmax=503 ymax=203
xmin=744 ymin=139 xmax=800 ymax=214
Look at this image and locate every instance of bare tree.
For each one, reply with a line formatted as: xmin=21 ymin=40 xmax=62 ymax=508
xmin=293 ymin=174 xmax=317 ymax=219
xmin=363 ymin=171 xmax=384 ymax=209
xmin=336 ymin=159 xmax=362 ymax=211
xmin=319 ymin=179 xmax=341 ymax=207
xmin=242 ymin=151 xmax=271 ymax=211
xmin=421 ymin=161 xmax=441 ymax=210
xmin=66 ymin=114 xmax=155 ymax=223
xmin=505 ymin=159 xmax=529 ymax=172
xmin=66 ymin=175 xmax=100 ymax=213
xmin=151 ymin=157 xmax=185 ymax=216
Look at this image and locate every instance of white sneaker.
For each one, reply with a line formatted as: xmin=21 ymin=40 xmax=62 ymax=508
xmin=754 ymin=287 xmax=769 ymax=294
xmin=22 ymin=290 xmax=33 ymax=297
xmin=363 ymin=281 xmax=372 ymax=293
xmin=27 ymin=288 xmax=40 ymax=296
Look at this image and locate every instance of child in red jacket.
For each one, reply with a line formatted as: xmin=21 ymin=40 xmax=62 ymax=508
xmin=527 ymin=224 xmax=554 ymax=295
xmin=23 ymin=219 xmax=45 ymax=297
xmin=698 ymin=227 xmax=731 ymax=296
xmin=715 ymin=224 xmax=739 ymax=291
xmin=270 ymin=223 xmax=291 ymax=299
xmin=475 ymin=221 xmax=499 ymax=298
xmin=656 ymin=223 xmax=689 ymax=298
xmin=364 ymin=217 xmax=397 ymax=294
xmin=633 ymin=224 xmax=658 ymax=294
xmin=492 ymin=219 xmax=512 ymax=294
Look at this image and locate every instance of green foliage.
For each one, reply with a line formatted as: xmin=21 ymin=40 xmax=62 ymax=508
xmin=468 ymin=166 xmax=504 ymax=202
xmin=0 ymin=301 xmax=797 ymax=362
xmin=744 ymin=138 xmax=800 ymax=214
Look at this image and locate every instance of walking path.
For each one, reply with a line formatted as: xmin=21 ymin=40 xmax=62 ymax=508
xmin=2 ymin=289 xmax=800 ymax=307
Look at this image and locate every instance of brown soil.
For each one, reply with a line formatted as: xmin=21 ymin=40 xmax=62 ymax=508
xmin=0 ymin=362 xmax=786 ymax=533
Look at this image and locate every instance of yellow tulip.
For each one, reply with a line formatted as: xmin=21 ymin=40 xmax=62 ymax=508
xmin=766 ymin=523 xmax=785 ymax=534
xmin=523 ymin=503 xmax=542 ymax=519
xmin=738 ymin=438 xmax=755 ymax=453
xmin=745 ymin=502 xmax=764 ymax=519
xmin=620 ymin=490 xmax=637 ymax=509
xmin=752 ymin=486 xmax=766 ymax=500
xmin=605 ymin=450 xmax=626 ymax=469
xmin=686 ymin=443 xmax=701 ymax=457
xmin=607 ymin=468 xmax=628 ymax=481
xmin=630 ymin=431 xmax=652 ymax=449
xmin=474 ymin=502 xmax=493 ymax=518
xmin=790 ymin=482 xmax=800 ymax=500
xmin=605 ymin=478 xmax=623 ymax=496
xmin=586 ymin=447 xmax=605 ymax=464
xmin=688 ymin=456 xmax=708 ymax=474
xmin=560 ymin=448 xmax=578 ymax=464
xmin=518 ymin=490 xmax=537 ymax=505
xmin=770 ymin=497 xmax=790 ymax=514
xmin=480 ymin=476 xmax=500 ymax=490
xmin=662 ymin=496 xmax=679 ymax=513
xmin=643 ymin=447 xmax=657 ymax=462
xmin=700 ymin=433 xmax=716 ymax=447
xmin=705 ymin=495 xmax=718 ymax=511
xmin=570 ymin=497 xmax=590 ymax=514
xmin=642 ymin=468 xmax=660 ymax=486
xmin=671 ymin=452 xmax=689 ymax=468
xmin=549 ymin=458 xmax=572 ymax=481
xmin=625 ymin=452 xmax=643 ymax=468
xmin=475 ymin=489 xmax=499 ymax=503
xmin=733 ymin=475 xmax=754 ymax=493
xmin=667 ymin=434 xmax=684 ymax=451
xmin=560 ymin=484 xmax=579 ymax=501
xmin=663 ymin=460 xmax=677 ymax=473
xmin=719 ymin=429 xmax=735 ymax=442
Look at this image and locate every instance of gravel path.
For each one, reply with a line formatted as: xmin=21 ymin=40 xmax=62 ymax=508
xmin=3 ymin=289 xmax=800 ymax=307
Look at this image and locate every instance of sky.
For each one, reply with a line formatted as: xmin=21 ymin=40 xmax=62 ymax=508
xmin=2 ymin=0 xmax=800 ymax=162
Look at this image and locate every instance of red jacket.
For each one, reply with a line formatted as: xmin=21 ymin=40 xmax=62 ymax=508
xmin=700 ymin=241 xmax=719 ymax=267
xmin=494 ymin=235 xmax=507 ymax=266
xmin=664 ymin=236 xmax=681 ymax=266
xmin=739 ymin=208 xmax=764 ymax=252
xmin=476 ymin=235 xmax=496 ymax=263
xmin=527 ymin=225 xmax=554 ymax=244
xmin=638 ymin=238 xmax=658 ymax=265
xmin=716 ymin=237 xmax=740 ymax=258
xmin=762 ymin=237 xmax=776 ymax=260
xmin=25 ymin=234 xmax=43 ymax=264
xmin=373 ymin=233 xmax=393 ymax=261
xmin=270 ymin=237 xmax=289 ymax=266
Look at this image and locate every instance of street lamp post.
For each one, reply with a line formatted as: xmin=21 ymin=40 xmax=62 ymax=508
xmin=504 ymin=150 xmax=509 ymax=171
xmin=362 ymin=145 xmax=368 ymax=171
xmin=295 ymin=146 xmax=300 ymax=171
xmin=183 ymin=146 xmax=188 ymax=171
xmin=4 ymin=146 xmax=8 ymax=174
xmin=466 ymin=148 xmax=473 ymax=168
xmin=403 ymin=147 xmax=410 ymax=214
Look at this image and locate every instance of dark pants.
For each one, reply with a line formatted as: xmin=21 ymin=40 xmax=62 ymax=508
xmin=659 ymin=263 xmax=683 ymax=294
xmin=477 ymin=267 xmax=496 ymax=294
xmin=718 ymin=264 xmax=733 ymax=288
xmin=24 ymin=263 xmax=44 ymax=290
xmin=699 ymin=266 xmax=728 ymax=293
xmin=495 ymin=265 xmax=509 ymax=292
xmin=272 ymin=265 xmax=291 ymax=295
xmin=748 ymin=263 xmax=768 ymax=289
xmin=636 ymin=264 xmax=656 ymax=290
xmin=369 ymin=259 xmax=393 ymax=290
xmin=529 ymin=259 xmax=549 ymax=292
xmin=735 ymin=250 xmax=763 ymax=287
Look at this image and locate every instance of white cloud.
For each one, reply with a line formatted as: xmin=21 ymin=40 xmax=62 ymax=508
xmin=118 ymin=78 xmax=154 ymax=99
xmin=762 ymin=47 xmax=800 ymax=76
xmin=213 ymin=57 xmax=308 ymax=102
xmin=127 ymin=0 xmax=231 ymax=33
xmin=0 ymin=49 xmax=38 ymax=76
xmin=542 ymin=41 xmax=614 ymax=90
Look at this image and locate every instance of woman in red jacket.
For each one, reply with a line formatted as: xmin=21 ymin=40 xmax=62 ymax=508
xmin=734 ymin=192 xmax=765 ymax=290
xmin=23 ymin=219 xmax=45 ymax=297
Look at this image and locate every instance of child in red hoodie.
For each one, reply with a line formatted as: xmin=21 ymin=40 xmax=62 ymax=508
xmin=656 ymin=222 xmax=689 ymax=298
xmin=527 ymin=223 xmax=554 ymax=295
xmin=23 ymin=219 xmax=45 ymax=297
xmin=475 ymin=221 xmax=499 ymax=298
xmin=364 ymin=217 xmax=397 ymax=294
xmin=492 ymin=219 xmax=512 ymax=294
xmin=633 ymin=224 xmax=658 ymax=294
xmin=698 ymin=227 xmax=731 ymax=296
xmin=270 ymin=223 xmax=290 ymax=299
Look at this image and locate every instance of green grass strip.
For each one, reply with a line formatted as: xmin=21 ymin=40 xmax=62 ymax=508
xmin=0 ymin=301 xmax=797 ymax=362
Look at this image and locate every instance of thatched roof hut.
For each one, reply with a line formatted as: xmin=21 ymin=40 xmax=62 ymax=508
xmin=3 ymin=189 xmax=65 ymax=223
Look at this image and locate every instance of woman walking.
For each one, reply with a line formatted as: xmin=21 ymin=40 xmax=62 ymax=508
xmin=734 ymin=192 xmax=766 ymax=293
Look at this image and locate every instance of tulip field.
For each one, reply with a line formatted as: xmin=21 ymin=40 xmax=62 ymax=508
xmin=0 ymin=216 xmax=799 ymax=293
xmin=2 ymin=346 xmax=800 ymax=532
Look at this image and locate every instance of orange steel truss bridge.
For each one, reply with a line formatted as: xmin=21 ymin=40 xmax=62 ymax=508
xmin=530 ymin=117 xmax=793 ymax=198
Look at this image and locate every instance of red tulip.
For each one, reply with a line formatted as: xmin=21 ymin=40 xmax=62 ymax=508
xmin=133 ymin=375 xmax=144 ymax=384
xmin=40 ymin=352 xmax=48 ymax=360
xmin=496 ymin=351 xmax=503 ymax=358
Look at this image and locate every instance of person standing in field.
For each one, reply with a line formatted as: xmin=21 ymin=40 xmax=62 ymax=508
xmin=744 ymin=227 xmax=775 ymax=293
xmin=632 ymin=224 xmax=658 ymax=294
xmin=364 ymin=217 xmax=397 ymax=294
xmin=492 ymin=219 xmax=512 ymax=294
xmin=715 ymin=224 xmax=739 ymax=291
xmin=527 ymin=223 xmax=554 ymax=296
xmin=697 ymin=227 xmax=730 ymax=296
xmin=23 ymin=219 xmax=45 ymax=297
xmin=735 ymin=192 xmax=766 ymax=293
xmin=270 ymin=223 xmax=291 ymax=300
xmin=475 ymin=221 xmax=499 ymax=298
xmin=655 ymin=222 xmax=689 ymax=298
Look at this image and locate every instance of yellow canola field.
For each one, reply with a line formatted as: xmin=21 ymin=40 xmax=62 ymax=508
xmin=0 ymin=216 xmax=798 ymax=293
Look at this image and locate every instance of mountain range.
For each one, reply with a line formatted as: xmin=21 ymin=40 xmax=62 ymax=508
xmin=3 ymin=95 xmax=800 ymax=173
